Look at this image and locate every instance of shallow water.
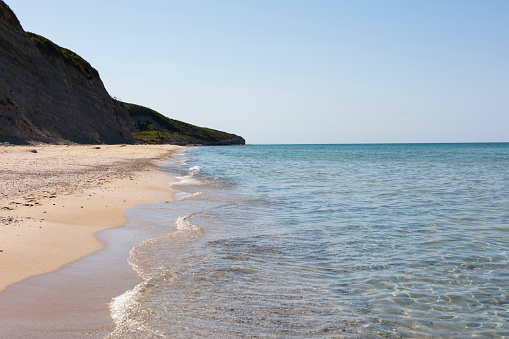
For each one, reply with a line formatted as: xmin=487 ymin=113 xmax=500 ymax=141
xmin=108 ymin=143 xmax=509 ymax=338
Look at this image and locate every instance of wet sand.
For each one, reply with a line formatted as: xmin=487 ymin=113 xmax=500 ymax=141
xmin=0 ymin=144 xmax=183 ymax=337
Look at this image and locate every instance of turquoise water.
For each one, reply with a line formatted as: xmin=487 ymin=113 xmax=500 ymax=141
xmin=108 ymin=143 xmax=509 ymax=338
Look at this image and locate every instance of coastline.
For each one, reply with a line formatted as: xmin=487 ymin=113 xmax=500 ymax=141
xmin=0 ymin=144 xmax=183 ymax=336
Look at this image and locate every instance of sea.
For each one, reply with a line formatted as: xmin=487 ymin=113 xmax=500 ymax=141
xmin=107 ymin=143 xmax=509 ymax=338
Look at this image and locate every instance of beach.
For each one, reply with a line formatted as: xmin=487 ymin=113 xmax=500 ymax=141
xmin=0 ymin=144 xmax=183 ymax=337
xmin=1 ymin=143 xmax=508 ymax=338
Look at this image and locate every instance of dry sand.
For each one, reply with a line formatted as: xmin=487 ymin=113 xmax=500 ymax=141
xmin=0 ymin=144 xmax=183 ymax=292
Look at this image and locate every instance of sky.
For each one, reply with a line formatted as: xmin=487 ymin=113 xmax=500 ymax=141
xmin=8 ymin=0 xmax=509 ymax=144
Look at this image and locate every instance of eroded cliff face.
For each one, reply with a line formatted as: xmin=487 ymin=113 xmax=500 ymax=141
xmin=0 ymin=1 xmax=135 ymax=144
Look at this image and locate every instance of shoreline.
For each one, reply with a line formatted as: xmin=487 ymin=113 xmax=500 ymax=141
xmin=0 ymin=144 xmax=183 ymax=336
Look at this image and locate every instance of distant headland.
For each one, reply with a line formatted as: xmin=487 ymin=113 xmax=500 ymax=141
xmin=0 ymin=1 xmax=245 ymax=146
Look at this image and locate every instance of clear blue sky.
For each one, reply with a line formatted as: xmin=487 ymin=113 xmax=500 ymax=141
xmin=8 ymin=0 xmax=509 ymax=144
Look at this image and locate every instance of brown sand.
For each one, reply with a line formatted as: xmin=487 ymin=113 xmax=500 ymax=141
xmin=0 ymin=144 xmax=182 ymax=292
xmin=0 ymin=144 xmax=183 ymax=291
xmin=0 ymin=144 xmax=184 ymax=337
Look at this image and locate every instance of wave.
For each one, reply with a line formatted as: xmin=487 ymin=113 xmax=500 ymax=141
xmin=179 ymin=191 xmax=204 ymax=201
xmin=109 ymin=211 xmax=205 ymax=337
xmin=107 ymin=281 xmax=167 ymax=339
xmin=174 ymin=214 xmax=202 ymax=233
xmin=171 ymin=165 xmax=204 ymax=187
xmin=127 ymin=213 xmax=203 ymax=279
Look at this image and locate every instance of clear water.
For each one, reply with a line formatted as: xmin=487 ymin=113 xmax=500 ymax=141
xmin=107 ymin=143 xmax=509 ymax=338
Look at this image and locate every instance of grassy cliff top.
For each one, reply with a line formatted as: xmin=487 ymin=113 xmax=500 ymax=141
xmin=27 ymin=32 xmax=98 ymax=80
xmin=116 ymin=100 xmax=245 ymax=145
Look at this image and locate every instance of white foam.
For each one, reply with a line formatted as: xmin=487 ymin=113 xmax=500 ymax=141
xmin=171 ymin=176 xmax=203 ymax=187
xmin=171 ymin=165 xmax=204 ymax=187
xmin=175 ymin=214 xmax=201 ymax=232
xmin=180 ymin=191 xmax=204 ymax=200
xmin=109 ymin=283 xmax=142 ymax=326
xmin=107 ymin=282 xmax=165 ymax=338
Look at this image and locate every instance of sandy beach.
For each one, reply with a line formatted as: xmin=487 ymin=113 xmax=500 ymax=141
xmin=0 ymin=144 xmax=183 ymax=337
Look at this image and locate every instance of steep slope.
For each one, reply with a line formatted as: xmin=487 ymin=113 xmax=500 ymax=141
xmin=116 ymin=101 xmax=245 ymax=146
xmin=0 ymin=1 xmax=135 ymax=144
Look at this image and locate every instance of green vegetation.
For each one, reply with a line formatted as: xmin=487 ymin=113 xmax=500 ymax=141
xmin=27 ymin=32 xmax=98 ymax=80
xmin=132 ymin=130 xmax=190 ymax=145
xmin=116 ymin=100 xmax=244 ymax=145
xmin=132 ymin=121 xmax=189 ymax=144
xmin=60 ymin=47 xmax=96 ymax=79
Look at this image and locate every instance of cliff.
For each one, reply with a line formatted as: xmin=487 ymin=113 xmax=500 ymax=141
xmin=0 ymin=2 xmax=135 ymax=144
xmin=0 ymin=1 xmax=244 ymax=145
